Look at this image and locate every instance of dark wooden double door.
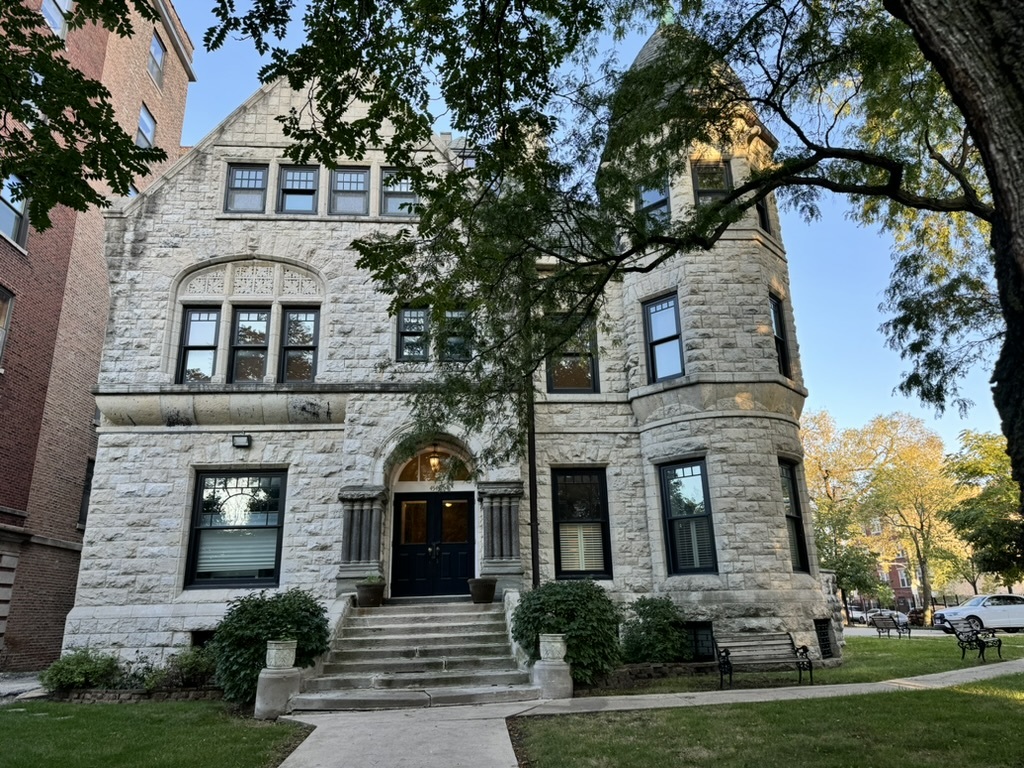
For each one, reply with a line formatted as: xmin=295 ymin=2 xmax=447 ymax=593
xmin=392 ymin=492 xmax=474 ymax=597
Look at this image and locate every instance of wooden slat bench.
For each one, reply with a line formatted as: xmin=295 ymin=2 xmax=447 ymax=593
xmin=949 ymin=619 xmax=1002 ymax=661
xmin=714 ymin=632 xmax=813 ymax=689
xmin=871 ymin=615 xmax=911 ymax=638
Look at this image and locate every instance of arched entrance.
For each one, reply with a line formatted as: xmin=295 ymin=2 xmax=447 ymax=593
xmin=391 ymin=447 xmax=475 ymax=597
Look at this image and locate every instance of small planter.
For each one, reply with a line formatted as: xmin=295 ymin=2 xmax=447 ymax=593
xmin=468 ymin=577 xmax=498 ymax=603
xmin=265 ymin=639 xmax=298 ymax=669
xmin=539 ymin=633 xmax=567 ymax=662
xmin=356 ymin=581 xmax=385 ymax=608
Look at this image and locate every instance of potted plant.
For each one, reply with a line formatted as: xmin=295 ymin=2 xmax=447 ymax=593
xmin=355 ymin=573 xmax=385 ymax=607
xmin=468 ymin=576 xmax=498 ymax=604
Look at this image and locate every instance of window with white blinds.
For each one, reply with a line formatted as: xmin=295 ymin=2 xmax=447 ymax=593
xmin=552 ymin=469 xmax=612 ymax=579
xmin=660 ymin=460 xmax=717 ymax=574
xmin=187 ymin=472 xmax=285 ymax=587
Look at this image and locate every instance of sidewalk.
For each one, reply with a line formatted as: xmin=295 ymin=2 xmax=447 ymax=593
xmin=279 ymin=657 xmax=1024 ymax=768
xmin=0 ymin=673 xmax=43 ymax=703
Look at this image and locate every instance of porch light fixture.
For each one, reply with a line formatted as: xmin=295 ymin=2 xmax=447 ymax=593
xmin=231 ymin=434 xmax=252 ymax=449
xmin=427 ymin=444 xmax=442 ymax=474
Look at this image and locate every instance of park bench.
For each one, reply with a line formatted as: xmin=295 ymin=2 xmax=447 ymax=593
xmin=871 ymin=615 xmax=911 ymax=638
xmin=714 ymin=631 xmax=813 ymax=689
xmin=948 ymin=619 xmax=1002 ymax=661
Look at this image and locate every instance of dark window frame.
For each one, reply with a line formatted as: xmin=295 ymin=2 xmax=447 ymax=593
xmin=185 ymin=471 xmax=286 ymax=589
xmin=0 ymin=287 xmax=12 ymax=367
xmin=136 ymin=104 xmax=156 ymax=148
xmin=552 ymin=468 xmax=613 ymax=580
xmin=277 ymin=165 xmax=319 ymax=214
xmin=1 ymin=176 xmax=28 ymax=246
xmin=546 ymin=318 xmax=600 ymax=394
xmin=642 ymin=293 xmax=684 ymax=383
xmin=769 ymin=294 xmax=791 ymax=378
xmin=225 ymin=164 xmax=269 ymax=213
xmin=381 ymin=169 xmax=419 ymax=217
xmin=147 ymin=31 xmax=166 ymax=86
xmin=691 ymin=160 xmax=732 ymax=206
xmin=755 ymin=194 xmax=772 ymax=233
xmin=329 ymin=168 xmax=370 ymax=215
xmin=780 ymin=460 xmax=810 ymax=572
xmin=397 ymin=306 xmax=429 ymax=361
xmin=177 ymin=307 xmax=221 ymax=384
xmin=660 ymin=459 xmax=717 ymax=575
xmin=229 ymin=307 xmax=271 ymax=383
xmin=279 ymin=307 xmax=319 ymax=383
xmin=638 ymin=177 xmax=670 ymax=222
xmin=439 ymin=309 xmax=473 ymax=362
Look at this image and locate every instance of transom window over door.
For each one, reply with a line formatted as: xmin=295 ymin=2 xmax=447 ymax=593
xmin=552 ymin=469 xmax=612 ymax=579
xmin=186 ymin=472 xmax=285 ymax=587
xmin=660 ymin=460 xmax=716 ymax=574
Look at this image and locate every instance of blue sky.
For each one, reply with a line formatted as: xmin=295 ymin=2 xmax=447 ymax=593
xmin=173 ymin=7 xmax=1002 ymax=450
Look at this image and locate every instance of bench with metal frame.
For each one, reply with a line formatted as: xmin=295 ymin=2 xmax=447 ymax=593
xmin=948 ymin=618 xmax=1002 ymax=661
xmin=714 ymin=631 xmax=813 ymax=689
xmin=871 ymin=614 xmax=911 ymax=638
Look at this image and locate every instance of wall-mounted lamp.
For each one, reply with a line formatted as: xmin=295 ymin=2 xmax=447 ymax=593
xmin=231 ymin=434 xmax=252 ymax=449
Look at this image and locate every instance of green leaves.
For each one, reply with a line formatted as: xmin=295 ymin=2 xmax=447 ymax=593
xmin=1 ymin=2 xmax=166 ymax=231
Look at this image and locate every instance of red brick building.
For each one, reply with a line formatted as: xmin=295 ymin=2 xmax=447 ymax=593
xmin=0 ymin=0 xmax=193 ymax=670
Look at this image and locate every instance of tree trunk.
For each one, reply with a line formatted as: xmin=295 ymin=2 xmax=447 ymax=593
xmin=883 ymin=1 xmax=1024 ymax=515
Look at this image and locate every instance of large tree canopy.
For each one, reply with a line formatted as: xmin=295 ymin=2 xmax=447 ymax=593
xmin=9 ymin=1 xmax=1024 ymax=516
xmin=1 ymin=0 xmax=167 ymax=229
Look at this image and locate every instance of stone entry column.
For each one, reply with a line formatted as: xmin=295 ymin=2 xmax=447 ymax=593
xmin=335 ymin=485 xmax=386 ymax=596
xmin=477 ymin=482 xmax=525 ymax=595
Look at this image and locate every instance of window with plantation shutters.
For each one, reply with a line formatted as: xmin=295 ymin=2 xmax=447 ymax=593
xmin=660 ymin=460 xmax=717 ymax=574
xmin=186 ymin=472 xmax=285 ymax=587
xmin=552 ymin=469 xmax=612 ymax=579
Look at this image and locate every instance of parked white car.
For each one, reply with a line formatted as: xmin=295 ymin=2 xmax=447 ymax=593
xmin=933 ymin=594 xmax=1024 ymax=632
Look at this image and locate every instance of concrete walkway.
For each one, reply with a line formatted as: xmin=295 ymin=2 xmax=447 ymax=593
xmin=279 ymin=657 xmax=1024 ymax=768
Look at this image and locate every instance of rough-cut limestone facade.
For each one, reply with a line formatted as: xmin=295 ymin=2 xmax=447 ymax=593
xmin=65 ymin=77 xmax=835 ymax=663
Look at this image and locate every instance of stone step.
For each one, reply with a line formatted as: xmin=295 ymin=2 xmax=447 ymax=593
xmin=290 ymin=684 xmax=541 ymax=712
xmin=337 ymin=628 xmax=510 ymax=646
xmin=344 ymin=612 xmax=507 ymax=628
xmin=328 ymin=642 xmax=512 ymax=662
xmin=353 ymin=600 xmax=498 ymax=615
xmin=321 ymin=654 xmax=517 ymax=676
xmin=305 ymin=668 xmax=531 ymax=691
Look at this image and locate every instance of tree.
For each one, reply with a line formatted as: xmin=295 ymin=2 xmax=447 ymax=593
xmin=192 ymin=1 xmax=1024 ymax=506
xmin=1 ymin=1 xmax=167 ymax=229
xmin=943 ymin=430 xmax=1024 ymax=588
xmin=802 ymin=411 xmax=883 ymax=614
xmin=858 ymin=415 xmax=964 ymax=622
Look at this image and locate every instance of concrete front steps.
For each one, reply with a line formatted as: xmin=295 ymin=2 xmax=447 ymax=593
xmin=291 ymin=600 xmax=541 ymax=711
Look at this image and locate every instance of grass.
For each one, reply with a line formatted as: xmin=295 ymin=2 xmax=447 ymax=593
xmin=0 ymin=700 xmax=311 ymax=768
xmin=582 ymin=633 xmax=1024 ymax=695
xmin=511 ymin=673 xmax=1024 ymax=767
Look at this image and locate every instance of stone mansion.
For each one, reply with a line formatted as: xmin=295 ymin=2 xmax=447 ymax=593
xmin=63 ymin=75 xmax=837 ymax=662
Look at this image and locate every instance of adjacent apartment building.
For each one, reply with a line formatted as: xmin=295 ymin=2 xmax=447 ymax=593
xmin=0 ymin=0 xmax=193 ymax=669
xmin=63 ymin=56 xmax=837 ymax=664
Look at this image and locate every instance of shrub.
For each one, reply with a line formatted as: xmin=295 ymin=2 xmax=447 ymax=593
xmin=511 ymin=580 xmax=620 ymax=685
xmin=210 ymin=588 xmax=330 ymax=703
xmin=620 ymin=596 xmax=692 ymax=664
xmin=40 ymin=648 xmax=125 ymax=692
xmin=142 ymin=645 xmax=218 ymax=692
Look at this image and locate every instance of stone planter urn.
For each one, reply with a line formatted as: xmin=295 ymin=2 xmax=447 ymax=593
xmin=356 ymin=579 xmax=385 ymax=607
xmin=539 ymin=633 xmax=567 ymax=662
xmin=468 ymin=577 xmax=498 ymax=603
xmin=265 ymin=639 xmax=298 ymax=669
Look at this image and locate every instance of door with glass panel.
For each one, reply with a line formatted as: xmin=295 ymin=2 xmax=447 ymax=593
xmin=392 ymin=493 xmax=474 ymax=596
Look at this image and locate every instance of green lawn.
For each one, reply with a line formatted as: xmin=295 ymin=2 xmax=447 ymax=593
xmin=0 ymin=700 xmax=310 ymax=768
xmin=583 ymin=634 xmax=1024 ymax=695
xmin=512 ymin=674 xmax=1024 ymax=767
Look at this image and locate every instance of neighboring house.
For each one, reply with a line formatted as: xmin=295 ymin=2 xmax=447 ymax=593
xmin=64 ymin=47 xmax=835 ymax=662
xmin=0 ymin=0 xmax=194 ymax=670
